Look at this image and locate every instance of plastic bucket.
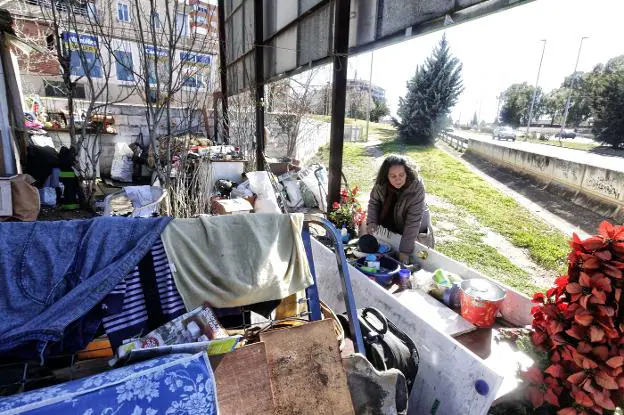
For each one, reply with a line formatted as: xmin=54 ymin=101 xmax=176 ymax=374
xmin=459 ymin=279 xmax=506 ymax=328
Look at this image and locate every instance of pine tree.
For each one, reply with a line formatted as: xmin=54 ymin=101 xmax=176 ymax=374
xmin=471 ymin=112 xmax=478 ymax=127
xmin=397 ymin=35 xmax=463 ymax=144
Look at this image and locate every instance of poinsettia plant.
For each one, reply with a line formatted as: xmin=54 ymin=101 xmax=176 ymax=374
xmin=523 ymin=221 xmax=624 ymax=414
xmin=328 ymin=186 xmax=364 ymax=236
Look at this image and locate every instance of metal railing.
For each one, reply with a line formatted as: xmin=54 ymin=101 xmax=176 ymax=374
xmin=438 ymin=131 xmax=469 ymax=151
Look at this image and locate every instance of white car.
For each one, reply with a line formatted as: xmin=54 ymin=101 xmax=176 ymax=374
xmin=492 ymin=126 xmax=516 ymax=141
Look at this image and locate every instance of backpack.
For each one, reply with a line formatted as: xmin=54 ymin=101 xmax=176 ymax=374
xmin=340 ymin=307 xmax=420 ymax=395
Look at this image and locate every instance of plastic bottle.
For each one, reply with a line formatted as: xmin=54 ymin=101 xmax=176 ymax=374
xmin=366 ymin=254 xmax=380 ymax=271
xmin=341 ymin=226 xmax=349 ymax=243
xmin=399 ymin=269 xmax=411 ymax=290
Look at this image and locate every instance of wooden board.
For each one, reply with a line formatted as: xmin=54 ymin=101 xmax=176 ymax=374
xmin=260 ymin=319 xmax=354 ymax=415
xmin=210 ymin=342 xmax=275 ymax=415
xmin=393 ymin=289 xmax=475 ymax=337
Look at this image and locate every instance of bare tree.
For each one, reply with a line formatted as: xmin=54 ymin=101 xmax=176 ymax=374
xmin=11 ymin=0 xmax=138 ymax=202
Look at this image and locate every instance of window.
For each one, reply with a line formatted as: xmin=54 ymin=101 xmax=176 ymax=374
xmin=182 ymin=71 xmax=205 ymax=89
xmin=70 ymin=50 xmax=102 ymax=78
xmin=44 ymin=80 xmax=86 ymax=99
xmin=176 ymin=12 xmax=188 ymax=37
xmin=151 ymin=11 xmax=161 ymax=28
xmin=87 ymin=2 xmax=97 ymax=21
xmin=114 ymin=51 xmax=134 ymax=81
xmin=117 ymin=1 xmax=130 ymax=22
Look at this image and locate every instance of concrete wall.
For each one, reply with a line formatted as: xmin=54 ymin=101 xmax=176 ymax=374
xmin=465 ymin=139 xmax=624 ymax=221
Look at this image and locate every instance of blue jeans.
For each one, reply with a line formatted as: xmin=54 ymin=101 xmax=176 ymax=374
xmin=0 ymin=216 xmax=171 ymax=353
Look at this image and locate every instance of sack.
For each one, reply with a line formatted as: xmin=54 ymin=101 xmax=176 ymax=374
xmin=340 ymin=307 xmax=419 ymax=395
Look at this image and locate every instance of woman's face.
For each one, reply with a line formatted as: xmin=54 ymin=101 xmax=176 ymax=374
xmin=388 ymin=165 xmax=407 ymax=189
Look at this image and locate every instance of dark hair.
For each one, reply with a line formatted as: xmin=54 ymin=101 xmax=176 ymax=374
xmin=375 ymin=155 xmax=417 ymax=187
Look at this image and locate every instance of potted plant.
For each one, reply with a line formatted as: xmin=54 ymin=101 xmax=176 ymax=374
xmin=328 ymin=186 xmax=365 ymax=238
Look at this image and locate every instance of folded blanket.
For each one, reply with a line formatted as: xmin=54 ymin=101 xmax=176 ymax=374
xmin=161 ymin=213 xmax=313 ymax=308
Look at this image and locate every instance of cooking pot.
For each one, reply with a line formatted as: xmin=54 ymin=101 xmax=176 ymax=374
xmin=459 ymin=279 xmax=506 ymax=328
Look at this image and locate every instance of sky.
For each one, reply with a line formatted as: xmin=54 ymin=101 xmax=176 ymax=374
xmin=334 ymin=0 xmax=624 ymax=124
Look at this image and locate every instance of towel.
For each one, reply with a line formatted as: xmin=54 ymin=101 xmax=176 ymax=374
xmin=161 ymin=213 xmax=313 ymax=308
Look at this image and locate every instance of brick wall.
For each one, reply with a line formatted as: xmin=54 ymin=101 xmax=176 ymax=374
xmin=13 ymin=18 xmax=59 ymax=76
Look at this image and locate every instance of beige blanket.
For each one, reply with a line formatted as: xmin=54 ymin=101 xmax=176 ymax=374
xmin=161 ymin=213 xmax=313 ymax=309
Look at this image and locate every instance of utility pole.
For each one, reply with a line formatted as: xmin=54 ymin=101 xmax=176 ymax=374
xmin=364 ymin=51 xmax=374 ymax=142
xmin=527 ymin=39 xmax=547 ymax=136
xmin=560 ymin=36 xmax=588 ymax=139
xmin=495 ymin=95 xmax=503 ymax=124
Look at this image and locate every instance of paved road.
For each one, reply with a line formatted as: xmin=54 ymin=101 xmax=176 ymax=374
xmin=454 ymin=131 xmax=624 ymax=173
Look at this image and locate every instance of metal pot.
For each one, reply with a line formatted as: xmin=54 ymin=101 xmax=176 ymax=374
xmin=459 ymin=279 xmax=506 ymax=328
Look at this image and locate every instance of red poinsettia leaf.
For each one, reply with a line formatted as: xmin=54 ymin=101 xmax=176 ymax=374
xmin=595 ymin=305 xmax=615 ymax=318
xmin=616 ymin=288 xmax=622 ymax=302
xmin=595 ymin=371 xmax=618 ymax=390
xmin=527 ymin=385 xmax=544 ymax=408
xmin=557 ymin=408 xmax=577 ymax=415
xmin=591 ymin=275 xmax=612 ymax=292
xmin=580 ymin=272 xmax=591 ymax=287
xmin=613 ymin=241 xmax=624 ymax=255
xmin=575 ymin=312 xmax=594 ymax=326
xmin=603 ymin=263 xmax=622 ymax=279
xmin=606 ymin=356 xmax=624 ymax=368
xmin=577 ymin=342 xmax=592 ymax=353
xmin=532 ymin=292 xmax=546 ymax=303
xmin=567 ymin=371 xmax=587 ymax=385
xmin=530 ymin=305 xmax=542 ymax=315
xmin=547 ymin=320 xmax=565 ymax=336
xmin=598 ymin=221 xmax=614 ymax=239
xmin=566 ymin=325 xmax=586 ymax=340
xmin=595 ymin=250 xmax=612 ymax=261
xmin=572 ymin=389 xmax=594 ymax=407
xmin=593 ymin=391 xmax=616 ymax=411
xmin=582 ymin=236 xmax=607 ymax=251
xmin=582 ymin=356 xmax=598 ymax=370
xmin=567 ymin=283 xmax=583 ymax=294
xmin=555 ymin=275 xmax=569 ymax=288
xmin=583 ymin=255 xmax=602 ymax=269
xmin=618 ymin=376 xmax=624 ymax=388
xmin=544 ymin=387 xmax=560 ymax=407
xmin=593 ymin=346 xmax=609 ymax=361
xmin=580 ymin=295 xmax=590 ymax=309
xmin=590 ymin=289 xmax=607 ymax=305
xmin=532 ymin=330 xmax=546 ymax=346
xmin=523 ymin=367 xmax=544 ymax=384
xmin=590 ymin=325 xmax=606 ymax=343
xmin=545 ymin=364 xmax=566 ymax=379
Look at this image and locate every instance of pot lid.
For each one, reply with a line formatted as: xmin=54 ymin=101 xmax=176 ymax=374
xmin=460 ymin=278 xmax=506 ymax=301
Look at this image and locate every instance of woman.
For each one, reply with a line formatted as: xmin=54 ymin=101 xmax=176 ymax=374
xmin=367 ymin=155 xmax=434 ymax=263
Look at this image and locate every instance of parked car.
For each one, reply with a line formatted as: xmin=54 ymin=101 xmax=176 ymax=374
xmin=492 ymin=126 xmax=516 ymax=141
xmin=554 ymin=129 xmax=577 ymax=139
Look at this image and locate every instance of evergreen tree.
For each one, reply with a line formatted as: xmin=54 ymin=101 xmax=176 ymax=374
xmin=471 ymin=112 xmax=478 ymax=127
xmin=589 ymin=56 xmax=624 ymax=148
xmin=397 ymin=35 xmax=463 ymax=144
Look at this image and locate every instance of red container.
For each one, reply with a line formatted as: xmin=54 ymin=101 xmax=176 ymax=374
xmin=459 ymin=279 xmax=506 ymax=328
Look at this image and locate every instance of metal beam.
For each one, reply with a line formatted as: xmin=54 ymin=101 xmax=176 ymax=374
xmin=254 ymin=0 xmax=265 ymax=171
xmin=217 ymin=0 xmax=229 ymax=143
xmin=327 ymin=0 xmax=350 ymax=209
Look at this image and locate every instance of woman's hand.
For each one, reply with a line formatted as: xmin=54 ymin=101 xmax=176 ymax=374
xmin=398 ymin=252 xmax=410 ymax=264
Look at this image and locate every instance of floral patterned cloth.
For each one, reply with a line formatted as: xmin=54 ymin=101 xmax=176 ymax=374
xmin=0 ymin=353 xmax=218 ymax=415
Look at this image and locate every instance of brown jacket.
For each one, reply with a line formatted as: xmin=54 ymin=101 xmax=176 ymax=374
xmin=367 ymin=177 xmax=432 ymax=254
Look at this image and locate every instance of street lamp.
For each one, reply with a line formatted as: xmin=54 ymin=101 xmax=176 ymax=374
xmin=527 ymin=39 xmax=547 ymax=136
xmin=560 ymin=36 xmax=589 ymax=138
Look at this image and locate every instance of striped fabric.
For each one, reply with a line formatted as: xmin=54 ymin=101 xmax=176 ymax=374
xmin=101 ymin=239 xmax=187 ymax=350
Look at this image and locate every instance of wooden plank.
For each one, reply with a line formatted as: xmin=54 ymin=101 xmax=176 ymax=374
xmin=210 ymin=342 xmax=275 ymax=415
xmin=312 ymin=238 xmax=503 ymax=415
xmin=260 ymin=319 xmax=354 ymax=415
xmin=393 ymin=289 xmax=476 ymax=337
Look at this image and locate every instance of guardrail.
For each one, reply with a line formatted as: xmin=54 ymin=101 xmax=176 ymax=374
xmin=438 ymin=132 xmax=469 ymax=151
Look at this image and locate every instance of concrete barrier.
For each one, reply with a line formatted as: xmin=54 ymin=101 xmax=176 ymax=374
xmin=464 ymin=138 xmax=624 ymax=221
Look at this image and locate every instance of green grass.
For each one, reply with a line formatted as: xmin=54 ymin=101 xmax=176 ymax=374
xmin=525 ymin=138 xmax=600 ymax=151
xmin=312 ymin=122 xmax=571 ymax=294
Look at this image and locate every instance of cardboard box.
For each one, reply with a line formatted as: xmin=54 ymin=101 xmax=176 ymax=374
xmin=212 ymin=198 xmax=253 ymax=215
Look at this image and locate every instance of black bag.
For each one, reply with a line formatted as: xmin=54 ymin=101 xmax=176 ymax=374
xmin=340 ymin=307 xmax=419 ymax=395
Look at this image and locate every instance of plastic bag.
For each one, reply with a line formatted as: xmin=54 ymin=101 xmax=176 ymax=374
xmin=299 ymin=164 xmax=328 ymax=211
xmin=111 ymin=143 xmax=134 ymax=182
xmin=246 ymin=171 xmax=280 ymax=213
